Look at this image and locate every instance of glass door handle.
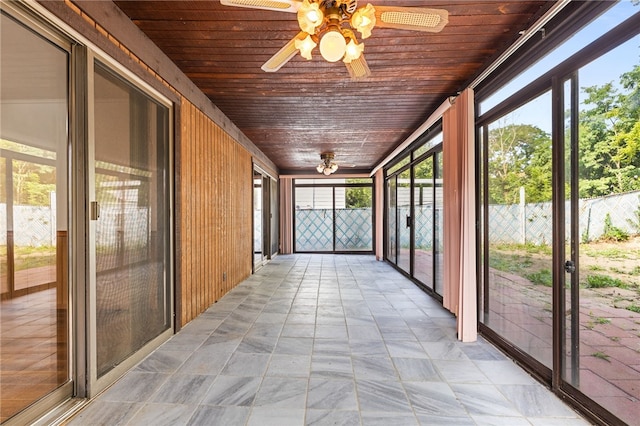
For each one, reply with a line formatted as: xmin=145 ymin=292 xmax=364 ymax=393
xmin=90 ymin=201 xmax=100 ymax=221
xmin=564 ymin=260 xmax=576 ymax=273
xmin=406 ymin=215 xmax=412 ymax=228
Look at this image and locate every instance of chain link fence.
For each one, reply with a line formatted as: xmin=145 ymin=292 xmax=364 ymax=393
xmin=295 ymin=208 xmax=372 ymax=251
xmin=0 ymin=204 xmax=56 ymax=246
xmin=489 ymin=190 xmax=640 ymax=244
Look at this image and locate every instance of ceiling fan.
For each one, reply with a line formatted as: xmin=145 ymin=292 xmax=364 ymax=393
xmin=220 ymin=0 xmax=448 ymax=79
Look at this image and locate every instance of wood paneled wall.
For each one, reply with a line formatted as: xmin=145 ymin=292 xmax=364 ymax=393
xmin=179 ymin=98 xmax=253 ymax=325
xmin=40 ymin=0 xmax=270 ymax=328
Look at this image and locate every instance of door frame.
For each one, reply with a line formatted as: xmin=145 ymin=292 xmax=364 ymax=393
xmin=84 ymin=48 xmax=175 ymax=398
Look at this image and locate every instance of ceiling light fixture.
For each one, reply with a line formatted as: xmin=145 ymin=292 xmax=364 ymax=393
xmin=295 ymin=0 xmax=372 ymax=65
xmin=317 ymin=153 xmax=339 ymax=175
xmin=222 ymin=0 xmax=449 ymax=78
xmin=319 ymin=28 xmax=347 ymax=62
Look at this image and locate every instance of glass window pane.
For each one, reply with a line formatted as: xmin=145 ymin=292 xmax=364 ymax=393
xmin=94 ymin=63 xmax=170 ymax=377
xmin=388 ymin=156 xmax=410 ymax=175
xmin=413 ymin=157 xmax=434 ymax=288
xmin=414 ymin=131 xmax=443 ymax=159
xmin=387 ymin=177 xmax=397 ymax=263
xmin=397 ymin=169 xmax=411 ymax=274
xmin=0 ymin=12 xmax=70 ymax=420
xmin=295 ymin=187 xmax=334 ymax=251
xmin=480 ymin=2 xmax=638 ymax=114
xmin=434 ymin=152 xmax=444 ymax=296
xmin=566 ymin=38 xmax=640 ymax=426
xmin=254 ymin=171 xmax=263 ymax=265
xmin=482 ymin=91 xmax=553 ymax=369
xmin=336 ymin=187 xmax=372 ymax=251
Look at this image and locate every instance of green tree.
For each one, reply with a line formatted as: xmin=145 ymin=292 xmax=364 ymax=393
xmin=345 ymin=187 xmax=371 ymax=208
xmin=579 ymin=65 xmax=640 ymax=197
xmin=488 ymin=123 xmax=552 ymax=204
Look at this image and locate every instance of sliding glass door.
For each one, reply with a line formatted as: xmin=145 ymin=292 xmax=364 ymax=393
xmin=385 ymin=132 xmax=444 ymax=298
xmin=481 ymin=91 xmax=554 ymax=369
xmin=413 ymin=156 xmax=434 ymax=288
xmin=562 ymin=37 xmax=640 ymax=425
xmin=0 ymin=8 xmax=72 ymax=421
xmin=478 ymin=6 xmax=639 ymax=423
xmin=89 ymin=60 xmax=172 ymax=391
xmin=294 ymin=179 xmax=373 ymax=253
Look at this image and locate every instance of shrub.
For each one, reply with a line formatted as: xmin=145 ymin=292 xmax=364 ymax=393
xmin=601 ymin=213 xmax=629 ymax=242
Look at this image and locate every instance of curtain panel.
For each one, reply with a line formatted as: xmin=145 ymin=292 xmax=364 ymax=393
xmin=443 ymin=88 xmax=477 ymax=342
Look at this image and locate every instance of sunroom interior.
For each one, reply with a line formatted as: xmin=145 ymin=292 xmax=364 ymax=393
xmin=0 ymin=1 xmax=639 ymax=425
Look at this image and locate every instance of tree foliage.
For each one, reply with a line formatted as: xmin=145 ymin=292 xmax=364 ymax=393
xmin=488 ymin=123 xmax=552 ymax=204
xmin=578 ymin=65 xmax=640 ymax=197
xmin=487 ymin=63 xmax=640 ymax=204
xmin=345 ymin=187 xmax=371 ymax=208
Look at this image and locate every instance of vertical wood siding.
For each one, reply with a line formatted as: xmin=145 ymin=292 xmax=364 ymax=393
xmin=179 ymin=98 xmax=252 ymax=325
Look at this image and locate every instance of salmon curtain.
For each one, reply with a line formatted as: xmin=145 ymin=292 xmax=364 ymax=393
xmin=443 ymin=88 xmax=477 ymax=342
xmin=375 ymin=169 xmax=385 ymax=260
xmin=279 ymin=177 xmax=293 ymax=254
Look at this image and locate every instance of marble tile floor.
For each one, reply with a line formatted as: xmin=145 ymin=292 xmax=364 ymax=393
xmin=66 ymin=254 xmax=591 ymax=426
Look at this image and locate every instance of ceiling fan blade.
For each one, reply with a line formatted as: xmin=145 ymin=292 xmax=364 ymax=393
xmin=261 ymin=31 xmax=307 ymax=72
xmin=374 ymin=6 xmax=448 ymax=33
xmin=345 ymin=54 xmax=371 ymax=80
xmin=220 ymin=0 xmax=301 ymax=13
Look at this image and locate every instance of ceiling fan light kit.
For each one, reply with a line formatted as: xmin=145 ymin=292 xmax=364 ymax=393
xmin=221 ymin=0 xmax=448 ymax=79
xmin=317 ymin=153 xmax=339 ymax=175
xmin=319 ymin=28 xmax=348 ymax=62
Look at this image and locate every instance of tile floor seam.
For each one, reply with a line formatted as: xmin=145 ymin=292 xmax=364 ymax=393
xmin=64 ymin=254 xmax=593 ymax=426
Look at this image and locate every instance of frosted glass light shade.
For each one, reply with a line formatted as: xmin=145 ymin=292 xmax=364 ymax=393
xmin=319 ymin=30 xmax=346 ymax=62
xmin=297 ymin=0 xmax=324 ymax=34
xmin=343 ymin=39 xmax=363 ymax=63
xmin=295 ymin=34 xmax=317 ymax=60
xmin=351 ymin=3 xmax=376 ymax=39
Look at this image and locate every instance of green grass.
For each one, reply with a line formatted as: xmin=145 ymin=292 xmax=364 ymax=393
xmin=582 ymin=246 xmax=639 ymax=260
xmin=627 ymin=304 xmax=640 ymax=314
xmin=525 ymin=269 xmax=553 ymax=287
xmin=489 ymin=252 xmax=534 ymax=273
xmin=0 ymin=245 xmax=57 ymax=272
xmin=594 ymin=316 xmax=611 ymax=325
xmin=592 ymin=351 xmax=611 ymax=362
xmin=492 ymin=242 xmax=552 ymax=256
xmin=584 ymin=274 xmax=627 ymax=289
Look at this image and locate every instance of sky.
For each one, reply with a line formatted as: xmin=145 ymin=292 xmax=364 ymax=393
xmin=480 ymin=1 xmax=640 ymax=133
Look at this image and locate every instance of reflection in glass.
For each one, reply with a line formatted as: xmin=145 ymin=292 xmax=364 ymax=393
xmin=387 ymin=176 xmax=397 ymax=263
xmin=434 ymin=153 xmax=444 ymax=295
xmin=0 ymin=12 xmax=69 ymax=421
xmin=483 ymin=91 xmax=554 ymax=368
xmin=94 ymin=64 xmax=170 ymax=377
xmin=254 ymin=171 xmax=263 ymax=266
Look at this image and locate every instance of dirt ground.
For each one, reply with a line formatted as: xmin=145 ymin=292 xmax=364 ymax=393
xmin=491 ymin=236 xmax=640 ymax=310
xmin=579 ymin=236 xmax=640 ymax=309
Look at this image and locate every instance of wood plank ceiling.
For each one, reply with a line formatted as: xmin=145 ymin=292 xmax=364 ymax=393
xmin=114 ymin=0 xmax=552 ymax=174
